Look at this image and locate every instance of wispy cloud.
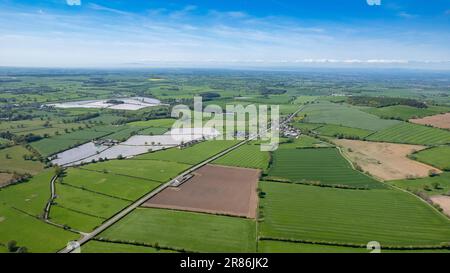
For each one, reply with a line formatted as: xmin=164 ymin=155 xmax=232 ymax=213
xmin=169 ymin=5 xmax=197 ymax=19
xmin=88 ymin=3 xmax=131 ymax=16
xmin=66 ymin=0 xmax=81 ymax=6
xmin=208 ymin=10 xmax=248 ymax=19
xmin=398 ymin=11 xmax=417 ymax=19
xmin=0 ymin=2 xmax=449 ymax=68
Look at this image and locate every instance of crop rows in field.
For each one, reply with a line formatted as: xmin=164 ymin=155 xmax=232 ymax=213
xmin=300 ymin=102 xmax=400 ymax=131
xmin=314 ymin=124 xmax=374 ymax=139
xmin=213 ymin=143 xmax=270 ymax=170
xmin=268 ymin=148 xmax=381 ymax=188
xmin=258 ymin=240 xmax=450 ymax=253
xmin=259 ymin=181 xmax=450 ymax=247
xmin=367 ymin=122 xmax=450 ymax=145
xmin=291 ymin=122 xmax=322 ymax=132
xmin=363 ymin=105 xmax=450 ymax=121
xmin=277 ymin=135 xmax=332 ymax=149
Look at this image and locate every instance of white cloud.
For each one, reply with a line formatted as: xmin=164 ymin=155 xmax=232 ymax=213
xmin=366 ymin=0 xmax=381 ymax=6
xmin=66 ymin=0 xmax=81 ymax=6
xmin=88 ymin=3 xmax=131 ymax=15
xmin=208 ymin=10 xmax=248 ymax=19
xmin=398 ymin=12 xmax=417 ymax=19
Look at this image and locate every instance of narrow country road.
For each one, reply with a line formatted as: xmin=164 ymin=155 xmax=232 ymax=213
xmin=43 ymin=174 xmax=58 ymax=220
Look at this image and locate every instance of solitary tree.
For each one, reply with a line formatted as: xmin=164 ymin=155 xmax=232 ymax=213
xmin=7 ymin=240 xmax=17 ymax=252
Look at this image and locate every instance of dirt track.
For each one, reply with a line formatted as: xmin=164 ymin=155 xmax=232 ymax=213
xmin=334 ymin=139 xmax=441 ymax=181
xmin=410 ymin=113 xmax=450 ymax=129
xmin=142 ymin=164 xmax=260 ymax=218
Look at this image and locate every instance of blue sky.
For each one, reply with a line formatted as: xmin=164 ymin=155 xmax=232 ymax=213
xmin=1 ymin=0 xmax=450 ymax=68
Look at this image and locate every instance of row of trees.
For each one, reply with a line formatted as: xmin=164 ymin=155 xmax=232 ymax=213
xmin=348 ymin=96 xmax=427 ymax=108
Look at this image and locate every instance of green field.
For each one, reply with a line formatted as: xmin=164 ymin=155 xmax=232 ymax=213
xmin=258 ymin=240 xmax=368 ymax=253
xmin=293 ymin=96 xmax=318 ymax=104
xmin=279 ymin=104 xmax=300 ymax=115
xmin=258 ymin=240 xmax=450 ymax=253
xmin=0 ymin=170 xmax=54 ymax=216
xmin=138 ymin=127 xmax=169 ymax=135
xmin=0 ymin=145 xmax=44 ymax=174
xmin=314 ymin=124 xmax=374 ymax=139
xmin=30 ymin=127 xmax=115 ymax=157
xmin=86 ymin=114 xmax=125 ymax=124
xmin=0 ymin=119 xmax=82 ymax=138
xmin=0 ymin=204 xmax=78 ymax=253
xmin=277 ymin=136 xmax=332 ymax=149
xmin=388 ymin=172 xmax=450 ymax=196
xmin=127 ymin=118 xmax=175 ymax=128
xmin=364 ymin=105 xmax=450 ymax=121
xmin=99 ymin=208 xmax=257 ymax=252
xmin=135 ymin=140 xmax=239 ymax=165
xmin=99 ymin=126 xmax=142 ymax=141
xmin=82 ymin=240 xmax=176 ymax=253
xmin=49 ymin=204 xmax=104 ymax=232
xmin=367 ymin=122 xmax=450 ymax=145
xmin=239 ymin=95 xmax=293 ymax=105
xmin=0 ymin=171 xmax=71 ymax=252
xmin=0 ymin=119 xmax=46 ymax=131
xmin=300 ymin=102 xmax=400 ymax=131
xmin=54 ymin=183 xmax=130 ymax=219
xmin=213 ymin=143 xmax=270 ymax=170
xmin=268 ymin=148 xmax=381 ymax=188
xmin=259 ymin=181 xmax=450 ymax=246
xmin=291 ymin=122 xmax=322 ymax=132
xmin=62 ymin=168 xmax=161 ymax=201
xmin=413 ymin=146 xmax=450 ymax=170
xmin=81 ymin=159 xmax=191 ymax=182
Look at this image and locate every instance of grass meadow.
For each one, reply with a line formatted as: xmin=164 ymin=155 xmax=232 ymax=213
xmin=413 ymin=146 xmax=450 ymax=170
xmin=98 ymin=208 xmax=257 ymax=253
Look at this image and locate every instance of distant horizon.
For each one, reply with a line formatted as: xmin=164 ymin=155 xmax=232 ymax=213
xmin=2 ymin=64 xmax=450 ymax=73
